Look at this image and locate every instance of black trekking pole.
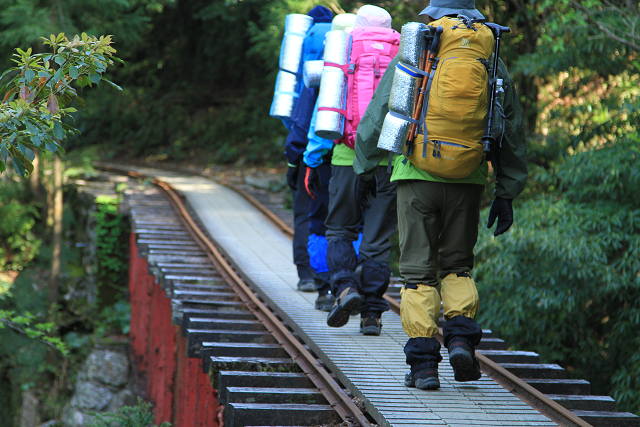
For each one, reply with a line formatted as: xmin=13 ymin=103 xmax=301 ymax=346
xmin=481 ymin=23 xmax=510 ymax=163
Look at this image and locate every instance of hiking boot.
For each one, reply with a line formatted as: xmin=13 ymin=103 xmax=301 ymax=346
xmin=315 ymin=294 xmax=335 ymax=311
xmin=326 ymin=287 xmax=363 ymax=328
xmin=296 ymin=278 xmax=316 ymax=292
xmin=360 ymin=317 xmax=382 ymax=336
xmin=448 ymin=339 xmax=482 ymax=382
xmin=404 ymin=368 xmax=440 ymax=390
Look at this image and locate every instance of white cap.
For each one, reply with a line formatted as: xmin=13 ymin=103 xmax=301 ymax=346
xmin=353 ymin=5 xmax=392 ymax=29
xmin=332 ymin=13 xmax=357 ymax=31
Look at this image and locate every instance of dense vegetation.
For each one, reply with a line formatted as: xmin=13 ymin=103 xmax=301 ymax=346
xmin=0 ymin=0 xmax=638 ymax=421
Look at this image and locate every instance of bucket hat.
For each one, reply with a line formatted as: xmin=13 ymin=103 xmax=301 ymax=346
xmin=420 ymin=0 xmax=485 ymax=20
xmin=353 ymin=5 xmax=393 ymax=29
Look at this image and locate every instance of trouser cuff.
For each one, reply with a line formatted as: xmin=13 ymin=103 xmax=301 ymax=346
xmin=330 ymin=269 xmax=360 ymax=297
xmin=404 ymin=337 xmax=443 ymax=366
xmin=443 ymin=315 xmax=482 ymax=349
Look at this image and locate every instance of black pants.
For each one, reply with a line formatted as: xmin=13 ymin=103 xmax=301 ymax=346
xmin=325 ymin=165 xmax=397 ymax=314
xmin=292 ymin=164 xmax=313 ymax=280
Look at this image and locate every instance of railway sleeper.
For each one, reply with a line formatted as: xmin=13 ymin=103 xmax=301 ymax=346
xmin=478 ymin=349 xmax=540 ymax=364
xmin=201 ymin=342 xmax=290 ymax=362
xmin=570 ymin=410 xmax=640 ymax=427
xmin=208 ymin=356 xmax=302 ymax=389
xmin=225 ymin=403 xmax=342 ymax=427
xmin=187 ymin=329 xmax=277 ymax=357
xmin=172 ymin=300 xmax=246 ymax=324
xmin=499 ymin=363 xmax=565 ymax=379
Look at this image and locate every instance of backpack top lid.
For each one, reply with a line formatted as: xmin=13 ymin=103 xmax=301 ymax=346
xmin=353 ymin=5 xmax=392 ymax=29
xmin=307 ymin=5 xmax=333 ymax=23
xmin=430 ymin=16 xmax=493 ymax=61
xmin=332 ymin=13 xmax=357 ymax=32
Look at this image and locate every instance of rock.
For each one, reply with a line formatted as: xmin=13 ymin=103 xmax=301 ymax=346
xmin=86 ymin=349 xmax=129 ymax=387
xmin=70 ymin=382 xmax=114 ymax=411
xmin=107 ymin=388 xmax=137 ymax=412
xmin=61 ymin=404 xmax=96 ymax=427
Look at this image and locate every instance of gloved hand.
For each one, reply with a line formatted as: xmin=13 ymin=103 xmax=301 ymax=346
xmin=286 ymin=163 xmax=299 ymax=191
xmin=487 ymin=197 xmax=513 ymax=236
xmin=305 ymin=166 xmax=320 ymax=199
xmin=356 ymin=176 xmax=377 ymax=210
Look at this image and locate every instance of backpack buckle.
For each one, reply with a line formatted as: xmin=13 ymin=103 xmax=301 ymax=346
xmin=347 ymin=63 xmax=356 ymax=74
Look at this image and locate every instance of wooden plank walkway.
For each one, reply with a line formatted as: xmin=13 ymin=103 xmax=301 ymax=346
xmin=119 ymin=166 xmax=557 ymax=427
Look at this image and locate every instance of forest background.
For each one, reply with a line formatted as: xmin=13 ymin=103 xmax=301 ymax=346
xmin=0 ymin=0 xmax=638 ymax=423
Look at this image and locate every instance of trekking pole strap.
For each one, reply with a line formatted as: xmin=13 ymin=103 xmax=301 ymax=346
xmin=389 ymin=110 xmax=421 ymax=126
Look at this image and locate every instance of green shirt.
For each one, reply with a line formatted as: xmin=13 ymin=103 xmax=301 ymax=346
xmin=353 ymin=55 xmax=527 ymax=199
xmin=332 ymin=142 xmax=392 ymax=167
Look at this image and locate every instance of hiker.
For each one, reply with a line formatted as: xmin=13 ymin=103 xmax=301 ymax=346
xmin=306 ymin=5 xmax=401 ymax=336
xmin=353 ymin=0 xmax=528 ymax=389
xmin=283 ymin=5 xmax=334 ymax=307
xmin=303 ymin=13 xmax=358 ymax=312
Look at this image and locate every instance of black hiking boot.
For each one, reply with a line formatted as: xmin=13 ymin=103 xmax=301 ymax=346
xmin=404 ymin=368 xmax=440 ymax=390
xmin=360 ymin=316 xmax=382 ymax=336
xmin=296 ymin=278 xmax=316 ymax=292
xmin=315 ymin=294 xmax=335 ymax=311
xmin=448 ymin=339 xmax=482 ymax=382
xmin=326 ymin=287 xmax=362 ymax=327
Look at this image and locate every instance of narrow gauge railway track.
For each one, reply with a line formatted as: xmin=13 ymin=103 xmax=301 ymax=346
xmin=99 ymin=164 xmax=638 ymax=427
xmin=107 ymin=166 xmax=371 ymax=427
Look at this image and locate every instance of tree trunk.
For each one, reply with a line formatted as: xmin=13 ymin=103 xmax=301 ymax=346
xmin=48 ymin=155 xmax=63 ymax=312
xmin=28 ymin=152 xmax=47 ymax=219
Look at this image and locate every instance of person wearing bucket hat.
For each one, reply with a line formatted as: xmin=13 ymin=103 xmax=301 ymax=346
xmin=353 ymin=3 xmax=528 ymax=390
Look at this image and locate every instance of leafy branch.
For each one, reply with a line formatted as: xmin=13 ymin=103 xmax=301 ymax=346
xmin=0 ymin=32 xmax=123 ymax=176
xmin=569 ymin=0 xmax=640 ymax=51
xmin=0 ymin=310 xmax=68 ymax=356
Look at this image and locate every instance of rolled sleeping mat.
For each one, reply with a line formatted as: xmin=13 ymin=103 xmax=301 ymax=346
xmin=378 ymin=61 xmax=426 ymax=154
xmin=303 ymin=60 xmax=324 ymax=88
xmin=315 ymin=66 xmax=347 ymax=139
xmin=270 ymin=70 xmax=299 ymax=119
xmin=398 ymin=22 xmax=428 ymax=68
xmin=315 ymin=30 xmax=351 ymax=139
xmin=377 ymin=111 xmax=415 ymax=154
xmin=388 ymin=62 xmax=422 ymax=117
xmin=279 ymin=14 xmax=315 ymax=74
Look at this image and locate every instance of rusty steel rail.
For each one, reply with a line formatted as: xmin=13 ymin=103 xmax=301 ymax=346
xmin=96 ymin=164 xmax=371 ymax=427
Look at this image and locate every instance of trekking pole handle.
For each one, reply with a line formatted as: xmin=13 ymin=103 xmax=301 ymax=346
xmin=482 ymin=24 xmax=511 ymax=156
xmin=431 ymin=25 xmax=444 ymax=55
xmin=484 ymin=23 xmax=511 ymax=39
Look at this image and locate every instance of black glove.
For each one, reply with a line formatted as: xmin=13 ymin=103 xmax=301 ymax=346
xmin=356 ymin=176 xmax=377 ymax=210
xmin=487 ymin=197 xmax=513 ymax=236
xmin=305 ymin=166 xmax=320 ymax=199
xmin=286 ymin=163 xmax=299 ymax=191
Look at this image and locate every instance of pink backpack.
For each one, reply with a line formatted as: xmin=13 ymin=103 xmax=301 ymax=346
xmin=322 ymin=27 xmax=400 ymax=149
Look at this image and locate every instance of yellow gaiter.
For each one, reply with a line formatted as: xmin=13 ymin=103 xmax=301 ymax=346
xmin=441 ymin=273 xmax=479 ymax=321
xmin=400 ymin=284 xmax=441 ymax=338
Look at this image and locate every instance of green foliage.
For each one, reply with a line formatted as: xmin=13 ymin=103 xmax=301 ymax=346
xmin=96 ymin=300 xmax=131 ymax=337
xmin=476 ymin=133 xmax=640 ymax=413
xmin=0 ymin=310 xmax=68 ymax=355
xmin=88 ymin=399 xmax=171 ymax=427
xmin=94 ymin=194 xmax=130 ymax=309
xmin=0 ymin=177 xmax=40 ymax=272
xmin=0 ymin=32 xmax=121 ymax=175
